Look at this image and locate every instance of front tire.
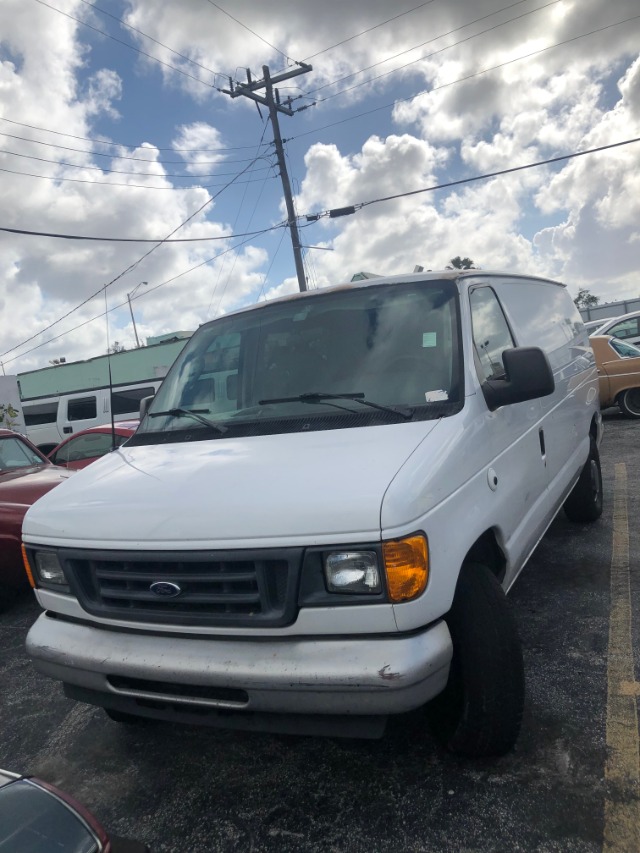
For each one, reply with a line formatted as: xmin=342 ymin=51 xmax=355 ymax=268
xmin=426 ymin=562 xmax=525 ymax=757
xmin=618 ymin=388 xmax=640 ymax=419
xmin=563 ymin=437 xmax=603 ymax=522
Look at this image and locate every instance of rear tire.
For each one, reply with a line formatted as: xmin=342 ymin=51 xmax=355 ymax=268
xmin=426 ymin=562 xmax=525 ymax=757
xmin=618 ymin=388 xmax=640 ymax=419
xmin=563 ymin=437 xmax=603 ymax=522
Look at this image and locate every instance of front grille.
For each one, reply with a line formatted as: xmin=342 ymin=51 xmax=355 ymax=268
xmin=60 ymin=547 xmax=303 ymax=627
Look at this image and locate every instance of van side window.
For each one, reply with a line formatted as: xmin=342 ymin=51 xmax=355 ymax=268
xmin=67 ymin=396 xmax=97 ymax=421
xmin=23 ymin=402 xmax=58 ymax=426
xmin=469 ymin=287 xmax=515 ymax=381
xmin=112 ymin=386 xmax=156 ymax=416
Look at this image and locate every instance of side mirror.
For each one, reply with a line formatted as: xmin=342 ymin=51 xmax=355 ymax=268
xmin=139 ymin=395 xmax=155 ymax=419
xmin=482 ymin=347 xmax=555 ymax=411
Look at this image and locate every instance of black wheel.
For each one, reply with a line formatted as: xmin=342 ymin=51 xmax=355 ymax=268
xmin=426 ymin=562 xmax=525 ymax=757
xmin=618 ymin=388 xmax=640 ymax=419
xmin=563 ymin=437 xmax=603 ymax=522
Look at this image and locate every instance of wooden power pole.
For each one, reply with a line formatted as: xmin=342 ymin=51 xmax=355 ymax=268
xmin=223 ymin=63 xmax=312 ymax=292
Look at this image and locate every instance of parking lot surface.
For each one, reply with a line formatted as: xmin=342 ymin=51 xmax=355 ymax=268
xmin=1 ymin=413 xmax=638 ymax=852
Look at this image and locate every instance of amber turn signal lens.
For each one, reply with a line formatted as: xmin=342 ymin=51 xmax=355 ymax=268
xmin=21 ymin=544 xmax=36 ymax=589
xmin=383 ymin=534 xmax=429 ymax=602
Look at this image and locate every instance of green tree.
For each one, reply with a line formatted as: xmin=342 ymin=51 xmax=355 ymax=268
xmin=0 ymin=403 xmax=19 ymax=430
xmin=447 ymin=256 xmax=477 ymax=270
xmin=573 ymin=288 xmax=599 ymax=309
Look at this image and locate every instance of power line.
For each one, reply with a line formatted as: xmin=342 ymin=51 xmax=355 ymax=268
xmin=0 ymin=155 xmax=274 ymax=361
xmin=286 ymin=14 xmax=640 ymax=144
xmin=312 ymin=0 xmax=561 ymax=103
xmin=0 ymin=129 xmax=272 ymax=165
xmin=0 ymin=116 xmax=270 ymax=153
xmin=33 ymin=0 xmax=219 ymax=90
xmin=202 ymin=0 xmax=297 ymax=66
xmin=0 ymin=223 xmax=283 ymax=243
xmin=208 ymin=120 xmax=272 ymax=318
xmin=302 ymin=136 xmax=640 ymax=221
xmin=0 ymin=146 xmax=275 ymax=179
xmin=78 ymin=0 xmax=224 ymax=81
xmin=303 ymin=1 xmax=437 ymax=62
xmin=3 ymin=228 xmax=282 ymax=368
xmin=0 ymin=164 xmax=278 ymax=191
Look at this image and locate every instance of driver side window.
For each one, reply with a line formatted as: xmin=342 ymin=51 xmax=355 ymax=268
xmin=469 ymin=287 xmax=515 ymax=382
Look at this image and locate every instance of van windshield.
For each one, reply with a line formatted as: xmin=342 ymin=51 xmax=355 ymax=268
xmin=133 ymin=279 xmax=461 ymax=442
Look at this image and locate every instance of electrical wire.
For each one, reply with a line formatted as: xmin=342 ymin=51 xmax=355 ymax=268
xmin=302 ymin=136 xmax=640 ymax=221
xmin=2 ymin=228 xmax=283 ymax=368
xmin=0 ymin=154 xmax=277 ymax=361
xmin=32 ymin=0 xmax=219 ymax=90
xmin=0 ymin=164 xmax=278 ymax=191
xmin=207 ymin=118 xmax=272 ymax=318
xmin=78 ymin=0 xmax=223 ymax=80
xmin=313 ymin=0 xmax=561 ymax=103
xmin=286 ymin=14 xmax=640 ymax=144
xmin=202 ymin=0 xmax=298 ymax=66
xmin=256 ymin=226 xmax=287 ymax=303
xmin=0 ymin=147 xmax=276 ymax=179
xmin=0 ymin=130 xmax=273 ymax=165
xmin=303 ymin=1 xmax=437 ymax=62
xmin=0 ymin=223 xmax=284 ymax=243
xmin=0 ymin=116 xmax=271 ymax=153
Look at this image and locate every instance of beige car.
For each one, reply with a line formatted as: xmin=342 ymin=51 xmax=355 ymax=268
xmin=590 ymin=335 xmax=640 ymax=418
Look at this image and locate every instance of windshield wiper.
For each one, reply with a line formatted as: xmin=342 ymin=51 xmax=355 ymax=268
xmin=148 ymin=408 xmax=228 ymax=434
xmin=258 ymin=392 xmax=414 ymax=420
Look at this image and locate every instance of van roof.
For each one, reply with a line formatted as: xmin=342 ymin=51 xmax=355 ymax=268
xmin=209 ymin=270 xmax=567 ymax=325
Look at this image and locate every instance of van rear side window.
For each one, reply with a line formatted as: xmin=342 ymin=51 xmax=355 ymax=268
xmin=23 ymin=402 xmax=58 ymax=426
xmin=67 ymin=397 xmax=97 ymax=421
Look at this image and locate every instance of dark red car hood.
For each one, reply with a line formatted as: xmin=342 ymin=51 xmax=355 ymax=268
xmin=0 ymin=466 xmax=72 ymax=506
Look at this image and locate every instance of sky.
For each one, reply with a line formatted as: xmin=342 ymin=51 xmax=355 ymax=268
xmin=0 ymin=0 xmax=639 ymax=374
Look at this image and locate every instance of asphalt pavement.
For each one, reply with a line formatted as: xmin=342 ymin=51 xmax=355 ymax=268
xmin=0 ymin=411 xmax=638 ymax=853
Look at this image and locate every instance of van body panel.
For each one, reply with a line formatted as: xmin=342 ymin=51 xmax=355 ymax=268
xmin=24 ymin=421 xmax=438 ymax=546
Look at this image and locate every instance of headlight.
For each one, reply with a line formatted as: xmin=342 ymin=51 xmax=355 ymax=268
xmin=324 ymin=551 xmax=381 ymax=594
xmin=33 ymin=551 xmax=68 ymax=589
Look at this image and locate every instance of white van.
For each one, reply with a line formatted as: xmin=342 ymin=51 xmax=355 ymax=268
xmin=23 ymin=271 xmax=602 ymax=757
xmin=21 ymin=381 xmax=161 ymax=453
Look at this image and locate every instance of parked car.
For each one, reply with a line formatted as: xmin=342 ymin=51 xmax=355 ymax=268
xmin=0 ymin=767 xmax=148 ymax=852
xmin=584 ymin=319 xmax=605 ymax=334
xmin=0 ymin=430 xmax=72 ymax=610
xmin=48 ymin=421 xmax=139 ymax=470
xmin=590 ymin=334 xmax=640 ymax=418
xmin=24 ymin=271 xmax=602 ymax=758
xmin=589 ymin=309 xmax=640 ymax=347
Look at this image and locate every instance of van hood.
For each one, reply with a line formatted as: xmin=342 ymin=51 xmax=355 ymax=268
xmin=23 ymin=422 xmax=439 ymax=547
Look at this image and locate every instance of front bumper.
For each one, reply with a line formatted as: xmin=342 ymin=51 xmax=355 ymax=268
xmin=26 ymin=613 xmax=452 ymax=735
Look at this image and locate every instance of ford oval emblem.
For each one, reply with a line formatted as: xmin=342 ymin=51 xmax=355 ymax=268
xmin=149 ymin=581 xmax=182 ymax=598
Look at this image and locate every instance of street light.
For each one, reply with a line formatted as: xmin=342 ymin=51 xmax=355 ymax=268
xmin=127 ymin=281 xmax=148 ymax=348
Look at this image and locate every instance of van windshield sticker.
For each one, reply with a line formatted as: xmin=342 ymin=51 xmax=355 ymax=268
xmin=425 ymin=390 xmax=448 ymax=402
xmin=422 ymin=332 xmax=437 ymax=347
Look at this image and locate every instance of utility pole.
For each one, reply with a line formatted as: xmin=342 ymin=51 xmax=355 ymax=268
xmin=223 ymin=63 xmax=312 ymax=292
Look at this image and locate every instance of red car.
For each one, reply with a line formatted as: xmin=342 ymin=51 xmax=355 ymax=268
xmin=0 ymin=768 xmax=149 ymax=852
xmin=47 ymin=421 xmax=139 ymax=470
xmin=0 ymin=430 xmax=72 ymax=609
